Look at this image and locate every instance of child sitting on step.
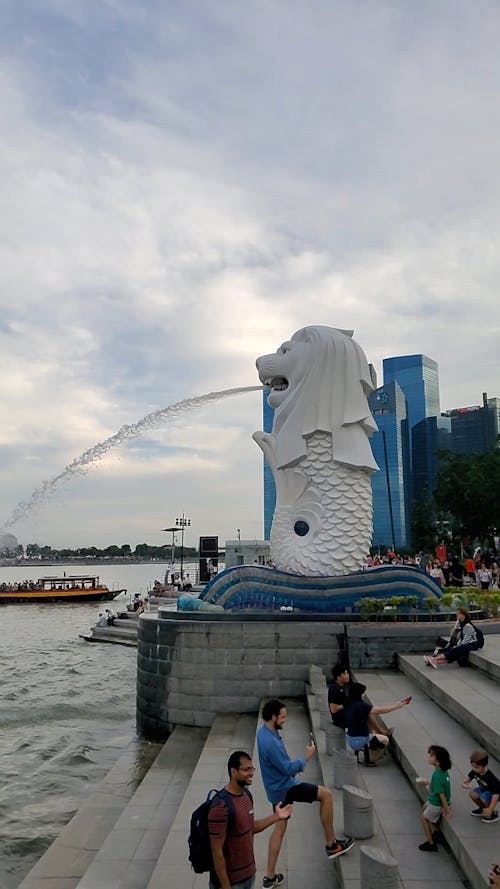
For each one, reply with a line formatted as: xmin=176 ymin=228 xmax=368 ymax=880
xmin=462 ymin=749 xmax=500 ymax=823
xmin=417 ymin=745 xmax=452 ymax=852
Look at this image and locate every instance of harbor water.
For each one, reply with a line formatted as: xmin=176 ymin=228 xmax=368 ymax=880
xmin=0 ymin=562 xmax=193 ymax=889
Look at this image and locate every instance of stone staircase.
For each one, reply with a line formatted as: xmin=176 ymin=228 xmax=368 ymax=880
xmin=17 ymin=632 xmax=500 ymax=889
xmin=358 ymin=650 xmax=500 ymax=888
xmin=80 ymin=615 xmax=139 ymax=646
xmin=308 ymin=674 xmax=466 ymax=889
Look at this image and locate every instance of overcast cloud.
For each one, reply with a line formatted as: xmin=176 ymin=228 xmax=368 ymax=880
xmin=1 ymin=0 xmax=499 ymax=549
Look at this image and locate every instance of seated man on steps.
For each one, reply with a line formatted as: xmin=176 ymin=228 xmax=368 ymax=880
xmin=345 ymin=682 xmax=412 ymax=765
xmin=257 ymin=698 xmax=354 ymax=889
xmin=328 ymin=663 xmax=394 ymax=740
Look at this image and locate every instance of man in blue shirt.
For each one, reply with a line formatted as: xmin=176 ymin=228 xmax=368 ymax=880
xmin=256 ymin=699 xmax=353 ymax=888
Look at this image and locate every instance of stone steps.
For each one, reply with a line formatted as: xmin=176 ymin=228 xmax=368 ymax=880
xmin=307 ymin=675 xmax=467 ymax=889
xmin=469 ymin=634 xmax=500 ymax=683
xmin=73 ymin=724 xmax=209 ymax=889
xmin=362 ymin=667 xmax=500 ymax=889
xmin=16 ymin=738 xmax=164 ymax=889
xmin=399 ymin=652 xmax=500 ymax=761
xmin=251 ymin=698 xmax=336 ymax=889
xmin=144 ymin=712 xmax=258 ymax=889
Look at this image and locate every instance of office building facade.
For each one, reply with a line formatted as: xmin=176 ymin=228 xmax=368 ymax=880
xmin=382 ymin=354 xmax=440 ymax=501
xmin=445 ymin=393 xmax=500 ymax=455
xmin=369 ymin=381 xmax=411 ymax=549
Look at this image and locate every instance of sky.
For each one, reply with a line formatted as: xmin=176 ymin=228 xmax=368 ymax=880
xmin=1 ymin=0 xmax=500 ymax=551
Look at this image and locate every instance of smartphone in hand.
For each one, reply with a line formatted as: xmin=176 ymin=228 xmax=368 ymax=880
xmin=309 ymin=732 xmax=315 ymax=745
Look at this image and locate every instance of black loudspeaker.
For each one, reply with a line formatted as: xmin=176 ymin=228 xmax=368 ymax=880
xmin=199 ymin=536 xmax=219 ymax=582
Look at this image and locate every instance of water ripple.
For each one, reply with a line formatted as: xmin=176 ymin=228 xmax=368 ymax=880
xmin=0 ymin=600 xmax=137 ymax=888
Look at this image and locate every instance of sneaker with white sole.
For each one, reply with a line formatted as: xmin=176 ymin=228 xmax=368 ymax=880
xmin=471 ymin=808 xmax=484 ymax=816
xmin=326 ymin=837 xmax=355 ymax=859
xmin=262 ymin=875 xmax=285 ymax=888
xmin=482 ymin=811 xmax=499 ymax=823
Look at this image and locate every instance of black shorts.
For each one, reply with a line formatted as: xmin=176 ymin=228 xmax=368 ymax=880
xmin=274 ymin=782 xmax=318 ymax=809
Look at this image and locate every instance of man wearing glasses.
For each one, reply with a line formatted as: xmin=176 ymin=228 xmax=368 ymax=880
xmin=208 ymin=751 xmax=292 ymax=889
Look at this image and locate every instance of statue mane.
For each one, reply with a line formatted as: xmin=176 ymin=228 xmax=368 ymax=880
xmin=267 ymin=325 xmax=378 ymax=472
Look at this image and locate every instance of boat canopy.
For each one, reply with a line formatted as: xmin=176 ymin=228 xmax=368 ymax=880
xmin=37 ymin=575 xmax=105 ymax=590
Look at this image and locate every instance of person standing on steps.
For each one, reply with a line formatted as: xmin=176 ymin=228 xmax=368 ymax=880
xmin=416 ymin=744 xmax=452 ymax=852
xmin=257 ymin=698 xmax=354 ymax=888
xmin=208 ymin=750 xmax=293 ymax=889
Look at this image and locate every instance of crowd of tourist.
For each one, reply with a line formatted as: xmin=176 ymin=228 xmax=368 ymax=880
xmin=0 ymin=580 xmax=43 ymax=591
xmin=363 ymin=548 xmax=499 ymax=589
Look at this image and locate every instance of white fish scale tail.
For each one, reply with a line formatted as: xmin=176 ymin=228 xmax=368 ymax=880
xmin=271 ymin=432 xmax=372 ymax=576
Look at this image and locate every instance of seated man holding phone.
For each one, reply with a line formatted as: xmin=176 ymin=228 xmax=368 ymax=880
xmin=345 ymin=682 xmax=412 ymax=766
xmin=328 ymin=663 xmax=394 ymax=740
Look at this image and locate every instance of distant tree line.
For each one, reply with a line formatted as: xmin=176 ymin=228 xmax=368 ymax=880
xmin=1 ymin=543 xmax=199 ymax=561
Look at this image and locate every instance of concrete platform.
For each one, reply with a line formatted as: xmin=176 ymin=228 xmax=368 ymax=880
xmin=16 ymin=738 xmax=163 ymax=889
xmin=470 ymin=634 xmax=500 ymax=683
xmin=251 ymin=698 xmax=337 ymax=889
xmin=145 ymin=712 xmax=258 ymax=889
xmin=74 ymin=725 xmax=208 ymax=889
xmin=399 ymin=652 xmax=500 ymax=760
xmin=362 ymin=668 xmax=499 ymax=889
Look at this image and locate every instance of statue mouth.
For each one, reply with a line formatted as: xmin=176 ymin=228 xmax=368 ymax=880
xmin=264 ymin=376 xmax=288 ymax=392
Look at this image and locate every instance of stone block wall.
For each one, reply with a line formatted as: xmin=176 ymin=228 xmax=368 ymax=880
xmin=136 ymin=611 xmax=345 ymax=739
xmin=346 ymin=622 xmax=451 ymax=669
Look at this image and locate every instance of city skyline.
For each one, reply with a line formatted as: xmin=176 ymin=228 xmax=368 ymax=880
xmin=2 ymin=2 xmax=500 ymax=548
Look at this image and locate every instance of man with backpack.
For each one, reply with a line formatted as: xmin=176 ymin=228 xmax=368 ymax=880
xmin=207 ymin=750 xmax=292 ymax=889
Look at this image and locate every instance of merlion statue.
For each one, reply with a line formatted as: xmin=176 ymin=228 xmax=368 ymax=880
xmin=253 ymin=325 xmax=379 ymax=576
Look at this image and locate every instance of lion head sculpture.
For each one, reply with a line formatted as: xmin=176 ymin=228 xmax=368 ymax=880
xmin=255 ymin=325 xmax=378 ymax=472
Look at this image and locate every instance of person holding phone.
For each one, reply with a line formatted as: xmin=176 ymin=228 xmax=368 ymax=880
xmin=257 ymin=699 xmax=354 ymax=887
xmin=345 ymin=683 xmax=412 ymax=766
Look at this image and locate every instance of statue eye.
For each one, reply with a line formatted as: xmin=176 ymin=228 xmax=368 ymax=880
xmin=294 ymin=520 xmax=309 ymax=537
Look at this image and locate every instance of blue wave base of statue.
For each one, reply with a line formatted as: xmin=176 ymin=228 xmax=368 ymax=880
xmin=192 ymin=564 xmax=441 ymax=613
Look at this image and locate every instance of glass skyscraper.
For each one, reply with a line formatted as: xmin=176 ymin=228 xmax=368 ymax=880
xmin=382 ymin=354 xmax=440 ymax=500
xmin=369 ymin=381 xmax=411 ymax=549
xmin=369 ymin=353 xmax=441 ymax=549
xmin=446 ymin=394 xmax=500 ymax=454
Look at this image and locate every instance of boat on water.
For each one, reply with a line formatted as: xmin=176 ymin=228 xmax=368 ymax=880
xmin=0 ymin=574 xmax=126 ymax=604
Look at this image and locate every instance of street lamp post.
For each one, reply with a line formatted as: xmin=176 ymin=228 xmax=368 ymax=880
xmin=237 ymin=529 xmax=241 ymax=550
xmin=175 ymin=514 xmax=191 ymax=580
xmin=161 ymin=527 xmax=178 ymax=564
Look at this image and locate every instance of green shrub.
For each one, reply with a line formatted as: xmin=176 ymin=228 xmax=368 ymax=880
xmin=355 ymin=597 xmax=387 ymax=620
xmin=422 ymin=597 xmax=440 ymax=612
